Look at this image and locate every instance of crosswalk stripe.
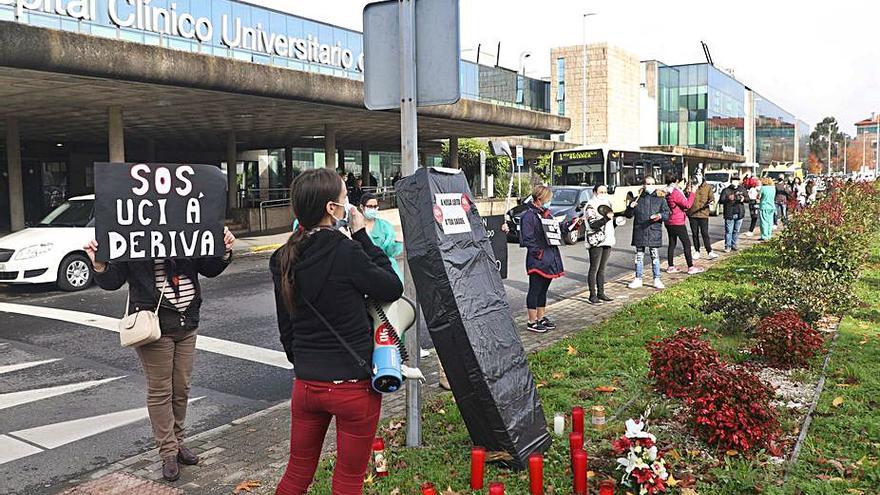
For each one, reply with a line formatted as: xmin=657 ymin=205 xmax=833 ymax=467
xmin=0 ymin=397 xmax=204 ymax=465
xmin=0 ymin=358 xmax=61 ymax=375
xmin=0 ymin=377 xmax=124 ymax=411
xmin=0 ymin=435 xmax=43 ymax=465
xmin=0 ymin=303 xmax=293 ymax=370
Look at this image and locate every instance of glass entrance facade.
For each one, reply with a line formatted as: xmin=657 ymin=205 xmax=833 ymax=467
xmin=755 ymin=95 xmax=796 ymax=164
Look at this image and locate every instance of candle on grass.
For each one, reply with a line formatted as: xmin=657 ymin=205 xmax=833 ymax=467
xmin=553 ymin=412 xmax=565 ymax=437
xmin=470 ymin=446 xmax=486 ymax=490
xmin=571 ymin=406 xmax=585 ymax=434
xmin=572 ymin=449 xmax=587 ymax=495
xmin=488 ymin=482 xmax=505 ymax=495
xmin=569 ymin=431 xmax=584 ymax=456
xmin=599 ymin=479 xmax=616 ymax=495
xmin=420 ymin=482 xmax=437 ymax=495
xmin=528 ymin=453 xmax=544 ymax=495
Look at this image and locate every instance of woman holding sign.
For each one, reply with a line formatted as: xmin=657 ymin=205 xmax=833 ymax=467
xmin=519 ymin=185 xmax=564 ymax=334
xmin=271 ymin=168 xmax=403 ymax=494
xmin=83 ymin=228 xmax=235 ymax=482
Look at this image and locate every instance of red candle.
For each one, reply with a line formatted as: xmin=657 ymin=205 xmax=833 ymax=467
xmin=528 ymin=453 xmax=544 ymax=495
xmin=599 ymin=479 xmax=616 ymax=495
xmin=572 ymin=449 xmax=587 ymax=495
xmin=420 ymin=482 xmax=437 ymax=495
xmin=470 ymin=446 xmax=486 ymax=489
xmin=571 ymin=406 xmax=585 ymax=433
xmin=569 ymin=431 xmax=584 ymax=455
xmin=488 ymin=482 xmax=505 ymax=495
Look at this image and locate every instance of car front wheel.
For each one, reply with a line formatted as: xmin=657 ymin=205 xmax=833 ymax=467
xmin=57 ymin=253 xmax=93 ymax=292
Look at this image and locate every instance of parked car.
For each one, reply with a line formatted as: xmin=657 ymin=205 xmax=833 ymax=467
xmin=0 ymin=195 xmax=96 ymax=291
xmin=702 ymin=170 xmax=736 ymax=216
xmin=504 ymin=186 xmax=593 ymax=245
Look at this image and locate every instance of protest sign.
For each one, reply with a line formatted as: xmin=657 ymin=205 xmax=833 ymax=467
xmin=94 ymin=162 xmax=227 ymax=262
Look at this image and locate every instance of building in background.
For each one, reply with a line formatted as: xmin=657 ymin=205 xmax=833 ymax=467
xmin=854 ymin=114 xmax=880 ymax=173
xmin=0 ymin=0 xmax=569 ymax=233
xmin=550 ymin=43 xmax=641 ymax=147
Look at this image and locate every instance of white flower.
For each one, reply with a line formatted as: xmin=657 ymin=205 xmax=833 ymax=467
xmin=646 ymin=446 xmax=658 ymax=461
xmin=624 ymin=418 xmax=657 ymax=441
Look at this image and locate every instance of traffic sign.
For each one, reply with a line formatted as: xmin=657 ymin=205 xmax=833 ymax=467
xmin=363 ymin=0 xmax=461 ymax=110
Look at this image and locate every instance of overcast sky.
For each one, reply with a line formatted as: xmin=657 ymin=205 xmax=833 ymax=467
xmin=247 ymin=0 xmax=879 ymax=135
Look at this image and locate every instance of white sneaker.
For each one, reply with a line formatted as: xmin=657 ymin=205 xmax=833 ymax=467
xmin=419 ymin=348 xmax=431 ymax=359
xmin=628 ymin=278 xmax=643 ymax=289
xmin=693 ymin=251 xmax=701 ymax=260
xmin=653 ymin=278 xmax=666 ymax=289
xmin=724 ymin=247 xmax=732 ymax=253
xmin=745 ymin=231 xmax=754 ymax=237
xmin=708 ymin=252 xmax=720 ymax=260
xmin=772 ymin=225 xmax=779 ymax=230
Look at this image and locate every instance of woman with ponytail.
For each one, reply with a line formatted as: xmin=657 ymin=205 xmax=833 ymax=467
xmin=270 ymin=168 xmax=403 ymax=495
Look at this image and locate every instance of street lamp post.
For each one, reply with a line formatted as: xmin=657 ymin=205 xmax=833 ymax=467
xmin=827 ymin=127 xmax=832 ymax=175
xmin=582 ymin=12 xmax=597 ymax=145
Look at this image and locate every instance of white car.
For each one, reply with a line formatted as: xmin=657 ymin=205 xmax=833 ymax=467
xmin=0 ymin=195 xmax=96 ymax=291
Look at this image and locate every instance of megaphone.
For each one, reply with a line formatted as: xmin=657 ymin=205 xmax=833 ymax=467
xmin=367 ymin=297 xmax=418 ymax=394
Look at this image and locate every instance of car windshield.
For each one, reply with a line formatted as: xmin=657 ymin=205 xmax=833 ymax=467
xmin=38 ymin=200 xmax=94 ymax=227
xmin=704 ymin=172 xmax=730 ymax=183
xmin=549 ymin=188 xmax=579 ymax=206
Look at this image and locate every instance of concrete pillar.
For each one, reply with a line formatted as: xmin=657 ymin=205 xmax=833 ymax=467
xmin=6 ymin=118 xmax=25 ymax=232
xmin=284 ymin=146 xmax=293 ymax=188
xmin=324 ymin=124 xmax=337 ymax=169
xmin=108 ymin=106 xmax=125 ymax=162
xmin=449 ymin=136 xmax=459 ymax=169
xmin=360 ymin=143 xmax=370 ymax=185
xmin=226 ymin=132 xmax=237 ymax=214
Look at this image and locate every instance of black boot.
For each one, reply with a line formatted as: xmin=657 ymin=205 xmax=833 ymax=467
xmin=598 ymin=293 xmax=613 ymax=302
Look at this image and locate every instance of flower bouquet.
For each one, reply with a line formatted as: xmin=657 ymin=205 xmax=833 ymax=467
xmin=612 ymin=419 xmax=670 ymax=495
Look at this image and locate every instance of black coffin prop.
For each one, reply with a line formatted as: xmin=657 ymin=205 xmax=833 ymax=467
xmin=397 ymin=167 xmax=550 ymax=469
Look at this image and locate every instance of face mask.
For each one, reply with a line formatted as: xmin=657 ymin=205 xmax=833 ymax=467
xmin=644 ymin=185 xmax=657 ymax=194
xmin=364 ymin=207 xmax=379 ymax=220
xmin=331 ymin=200 xmax=351 ymax=228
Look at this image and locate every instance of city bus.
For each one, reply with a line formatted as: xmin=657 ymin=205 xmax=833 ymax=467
xmin=549 ymin=146 xmax=685 ymax=213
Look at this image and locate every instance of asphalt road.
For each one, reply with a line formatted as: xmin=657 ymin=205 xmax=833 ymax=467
xmin=0 ymin=215 xmax=729 ymax=494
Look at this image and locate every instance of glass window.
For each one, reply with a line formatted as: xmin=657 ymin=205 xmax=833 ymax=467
xmin=556 ymin=58 xmax=565 ymax=82
xmin=516 ymin=75 xmax=524 ymax=104
xmin=558 ymin=100 xmax=565 ymax=116
xmin=688 ymin=122 xmax=697 ymax=145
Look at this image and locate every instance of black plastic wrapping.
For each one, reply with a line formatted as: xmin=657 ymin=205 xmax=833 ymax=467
xmin=397 ymin=167 xmax=551 ymax=470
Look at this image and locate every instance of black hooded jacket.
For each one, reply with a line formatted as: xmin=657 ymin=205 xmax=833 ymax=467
xmin=270 ymin=228 xmax=403 ymax=382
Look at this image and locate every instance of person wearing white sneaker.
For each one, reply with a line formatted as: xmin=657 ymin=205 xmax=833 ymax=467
xmin=719 ymin=176 xmax=747 ymax=253
xmin=625 ymin=177 xmax=670 ymax=290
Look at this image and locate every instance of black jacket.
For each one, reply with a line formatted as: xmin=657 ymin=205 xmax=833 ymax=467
xmin=719 ymin=185 xmax=748 ymax=219
xmin=625 ymin=190 xmax=671 ymax=247
xmin=270 ymin=228 xmax=403 ymax=382
xmin=94 ymin=256 xmax=231 ymax=332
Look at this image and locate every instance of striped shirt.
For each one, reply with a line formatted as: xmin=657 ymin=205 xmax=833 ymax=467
xmin=153 ymin=259 xmax=195 ymax=312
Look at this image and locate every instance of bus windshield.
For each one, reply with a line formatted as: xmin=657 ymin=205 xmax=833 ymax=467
xmin=704 ymin=172 xmax=732 ymax=183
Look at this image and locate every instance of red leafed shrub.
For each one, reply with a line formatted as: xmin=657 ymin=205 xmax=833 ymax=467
xmin=690 ymin=365 xmax=781 ymax=453
xmin=752 ymin=310 xmax=825 ymax=368
xmin=647 ymin=326 xmax=723 ymax=399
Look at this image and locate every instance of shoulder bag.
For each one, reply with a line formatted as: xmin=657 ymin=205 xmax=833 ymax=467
xmin=584 ymin=207 xmax=606 ymax=248
xmin=118 ymin=278 xmax=167 ymax=348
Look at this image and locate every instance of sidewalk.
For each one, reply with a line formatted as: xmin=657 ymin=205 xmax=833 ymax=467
xmin=59 ymin=234 xmax=761 ymax=495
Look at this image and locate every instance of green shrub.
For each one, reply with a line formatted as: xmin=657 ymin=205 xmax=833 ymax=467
xmin=699 ymin=291 xmax=762 ymax=334
xmin=757 ymin=266 xmax=856 ymax=324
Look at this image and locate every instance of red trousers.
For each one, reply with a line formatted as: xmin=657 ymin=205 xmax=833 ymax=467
xmin=275 ymin=379 xmax=382 ymax=495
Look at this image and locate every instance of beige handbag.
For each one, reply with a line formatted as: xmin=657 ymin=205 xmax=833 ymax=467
xmin=118 ymin=279 xmax=166 ymax=348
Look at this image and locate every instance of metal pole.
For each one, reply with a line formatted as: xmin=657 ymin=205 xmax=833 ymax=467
xmin=398 ymin=0 xmax=421 ymax=448
xmin=843 ymin=138 xmax=847 ymax=172
xmin=827 ymin=127 xmax=832 ymax=175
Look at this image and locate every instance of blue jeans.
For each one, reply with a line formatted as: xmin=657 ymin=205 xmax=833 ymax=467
xmin=635 ymin=247 xmax=661 ymax=279
xmin=774 ymin=202 xmax=787 ymax=225
xmin=725 ymin=215 xmax=743 ymax=249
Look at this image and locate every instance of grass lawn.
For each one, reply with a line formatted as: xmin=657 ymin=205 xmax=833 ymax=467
xmin=308 ymin=237 xmax=880 ymax=494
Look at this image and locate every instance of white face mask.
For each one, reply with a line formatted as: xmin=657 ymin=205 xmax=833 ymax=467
xmin=644 ymin=185 xmax=657 ymax=194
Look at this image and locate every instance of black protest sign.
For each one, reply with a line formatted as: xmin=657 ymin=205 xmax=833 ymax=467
xmin=94 ymin=163 xmax=227 ymax=262
xmin=482 ymin=215 xmax=509 ymax=279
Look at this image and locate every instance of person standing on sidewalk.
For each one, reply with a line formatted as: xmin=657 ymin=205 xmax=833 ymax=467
xmin=744 ymin=175 xmax=761 ymax=237
xmin=718 ymin=175 xmax=748 ymax=252
xmin=625 ymin=177 xmax=671 ymax=290
xmin=582 ymin=184 xmax=616 ymax=304
xmin=271 ymin=168 xmax=403 ymax=495
xmin=758 ymin=177 xmax=777 ymax=240
xmin=519 ymin=185 xmax=564 ymax=333
xmin=663 ymin=173 xmax=703 ymax=275
xmin=773 ymin=176 xmax=790 ymax=227
xmin=359 ymin=193 xmax=402 ymax=281
xmin=83 ymin=230 xmax=236 ymax=482
xmin=686 ymin=174 xmax=718 ymax=260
